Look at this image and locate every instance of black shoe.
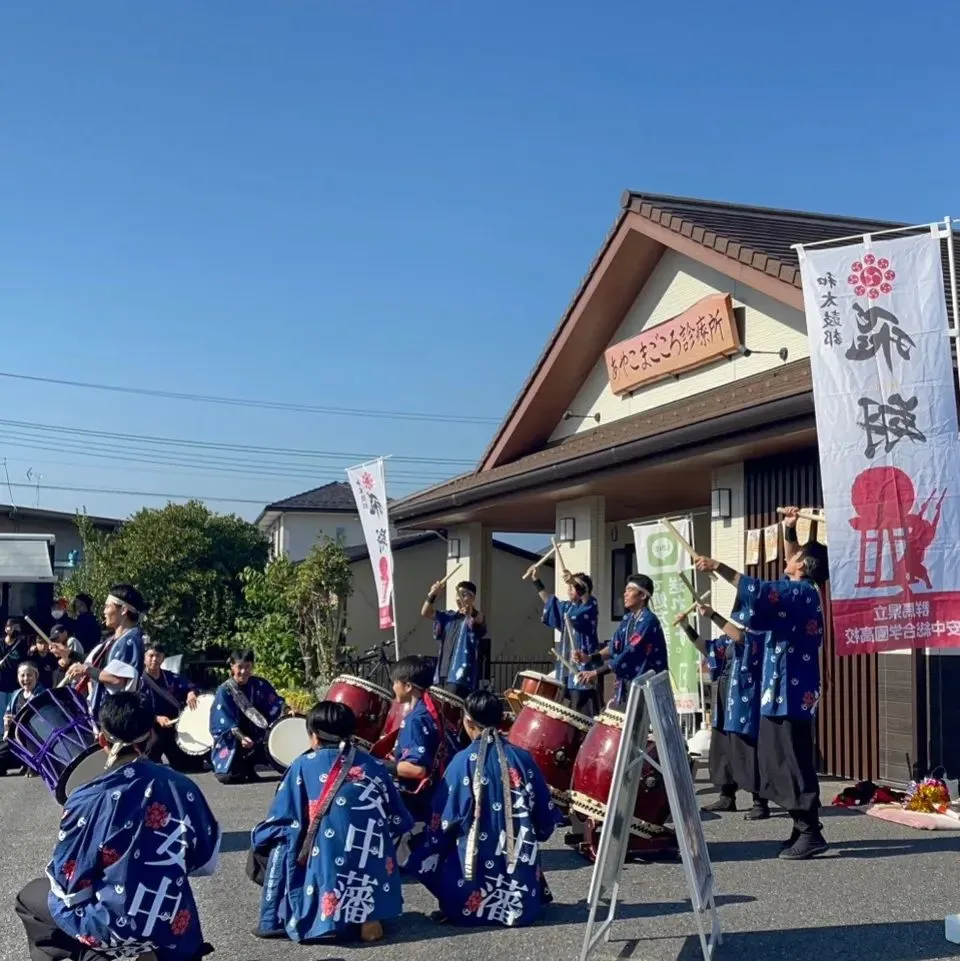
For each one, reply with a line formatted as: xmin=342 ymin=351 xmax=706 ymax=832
xmin=744 ymin=803 xmax=770 ymax=821
xmin=702 ymin=795 xmax=737 ymax=813
xmin=778 ymin=831 xmax=828 ymax=860
xmin=430 ymin=910 xmax=449 ymax=924
xmin=779 ymin=819 xmax=823 ymax=850
xmin=251 ymin=927 xmax=287 ymax=940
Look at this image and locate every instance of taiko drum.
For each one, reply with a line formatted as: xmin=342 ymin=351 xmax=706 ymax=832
xmin=568 ymin=707 xmax=676 ymax=861
xmin=515 ymin=670 xmax=564 ymax=703
xmin=507 ymin=694 xmax=591 ymax=807
xmin=326 ymin=675 xmax=393 ymax=746
xmin=381 ymin=698 xmax=411 ymax=739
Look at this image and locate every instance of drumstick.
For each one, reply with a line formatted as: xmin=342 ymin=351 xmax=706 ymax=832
xmin=550 ymin=537 xmax=568 ymax=575
xmin=521 ymin=544 xmax=557 ymax=579
xmin=678 ymin=570 xmax=698 ymax=600
xmin=549 ymin=647 xmax=578 ymax=677
xmin=24 ymin=615 xmax=52 ymax=645
xmin=776 ymin=507 xmax=825 ymax=522
xmin=674 ymin=589 xmax=712 ymax=624
xmin=658 ymin=518 xmax=717 ymax=581
xmin=436 ymin=563 xmax=464 ymax=589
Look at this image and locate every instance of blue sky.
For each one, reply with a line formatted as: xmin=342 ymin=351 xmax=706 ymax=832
xmin=0 ymin=1 xmax=956 ymax=529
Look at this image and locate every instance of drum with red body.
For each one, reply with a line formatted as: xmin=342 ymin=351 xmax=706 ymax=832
xmin=568 ymin=707 xmax=677 ymax=862
xmin=428 ymin=687 xmax=466 ymax=732
xmin=507 ymin=695 xmax=591 ymax=808
xmin=515 ymin=670 xmax=564 ymax=702
xmin=325 ymin=675 xmax=392 ymax=747
xmin=381 ymin=698 xmax=411 ymax=739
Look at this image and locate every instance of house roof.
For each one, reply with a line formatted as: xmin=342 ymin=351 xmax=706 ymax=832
xmin=0 ymin=504 xmax=121 ymax=529
xmin=392 ymin=190 xmax=952 ymax=522
xmin=258 ymin=482 xmax=361 ymax=521
xmin=344 ymin=531 xmax=552 ymax=565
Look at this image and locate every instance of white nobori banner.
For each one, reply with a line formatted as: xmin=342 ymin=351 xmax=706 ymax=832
xmin=799 ymin=230 xmax=960 ymax=654
xmin=346 ymin=458 xmax=395 ymax=630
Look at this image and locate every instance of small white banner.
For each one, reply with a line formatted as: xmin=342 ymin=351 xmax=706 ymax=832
xmin=799 ymin=231 xmax=960 ymax=654
xmin=346 ymin=458 xmax=395 ymax=630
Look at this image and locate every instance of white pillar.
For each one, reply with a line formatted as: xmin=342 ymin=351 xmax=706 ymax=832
xmin=444 ymin=523 xmax=493 ymax=613
xmin=709 ymin=462 xmax=745 ymax=618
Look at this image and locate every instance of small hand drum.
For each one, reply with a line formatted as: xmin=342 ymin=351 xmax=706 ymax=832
xmin=266 ymin=716 xmax=311 ymax=774
xmin=7 ymin=687 xmax=97 ymax=802
xmin=175 ymin=692 xmax=216 ymax=757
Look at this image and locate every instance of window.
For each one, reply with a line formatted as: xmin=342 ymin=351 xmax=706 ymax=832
xmin=610 ymin=544 xmax=636 ymax=620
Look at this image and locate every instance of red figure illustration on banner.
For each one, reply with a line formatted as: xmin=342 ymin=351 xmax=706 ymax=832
xmin=849 ymin=466 xmax=945 ymax=594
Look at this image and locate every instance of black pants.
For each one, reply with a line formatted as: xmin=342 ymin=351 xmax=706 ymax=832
xmin=148 ymin=726 xmax=206 ymax=773
xmin=0 ymin=738 xmax=24 ymax=776
xmin=215 ymin=742 xmax=268 ymax=784
xmin=567 ymin=688 xmax=601 ymax=718
xmin=757 ymin=716 xmax=821 ymax=831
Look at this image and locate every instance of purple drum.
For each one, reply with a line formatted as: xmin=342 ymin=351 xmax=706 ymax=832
xmin=7 ymin=687 xmax=97 ymax=803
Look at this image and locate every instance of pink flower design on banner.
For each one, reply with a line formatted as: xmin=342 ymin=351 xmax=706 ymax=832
xmin=848 ymin=253 xmax=895 ymax=300
xmin=361 ymin=471 xmax=375 ymax=490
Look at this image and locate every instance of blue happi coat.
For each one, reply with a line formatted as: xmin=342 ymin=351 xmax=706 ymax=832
xmin=410 ymin=731 xmax=561 ymax=927
xmin=735 ymin=575 xmax=824 ymax=720
xmin=87 ymin=626 xmax=145 ymax=721
xmin=394 ymin=695 xmax=460 ymax=822
xmin=210 ymin=677 xmax=284 ymax=776
xmin=607 ymin=607 xmax=668 ymax=703
xmin=705 ymin=632 xmax=765 ymax=739
xmin=433 ymin=610 xmax=486 ymax=689
xmin=542 ymin=595 xmax=600 ymax=691
xmin=251 ymin=746 xmax=413 ymax=941
xmin=143 ymin=669 xmax=196 ymax=719
xmin=46 ymin=759 xmax=220 ymax=961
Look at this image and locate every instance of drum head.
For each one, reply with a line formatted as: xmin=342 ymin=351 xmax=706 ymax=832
xmin=267 ymin=717 xmax=310 ymax=774
xmin=57 ymin=746 xmax=109 ymax=805
xmin=428 ymin=687 xmax=464 ymax=709
xmin=175 ymin=693 xmax=216 ymax=756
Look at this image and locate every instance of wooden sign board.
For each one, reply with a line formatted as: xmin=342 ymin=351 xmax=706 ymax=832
xmin=605 ymin=293 xmax=741 ymax=396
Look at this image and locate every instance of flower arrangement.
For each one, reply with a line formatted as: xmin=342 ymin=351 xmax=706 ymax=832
xmin=904 ymin=777 xmax=951 ymax=814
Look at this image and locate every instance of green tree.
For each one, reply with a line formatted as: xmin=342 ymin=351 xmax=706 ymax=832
xmin=236 ymin=538 xmax=353 ymax=690
xmin=62 ymin=501 xmax=269 ymax=654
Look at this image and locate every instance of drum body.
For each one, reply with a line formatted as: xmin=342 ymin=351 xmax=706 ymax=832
xmin=568 ymin=707 xmax=676 ymax=861
xmin=326 ymin=675 xmax=392 ymax=747
xmin=175 ymin=693 xmax=216 ymax=757
xmin=60 ymin=746 xmax=112 ymax=803
xmin=507 ymin=695 xmax=590 ymax=806
xmin=516 ymin=670 xmax=564 ymax=703
xmin=381 ymin=698 xmax=411 ymax=739
xmin=267 ymin=716 xmax=311 ymax=774
xmin=7 ymin=687 xmax=97 ymax=800
xmin=428 ymin=687 xmax=469 ymax=746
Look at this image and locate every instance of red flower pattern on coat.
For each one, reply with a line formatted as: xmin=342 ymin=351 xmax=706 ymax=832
xmin=321 ymin=891 xmax=339 ymax=919
xmin=218 ymin=748 xmax=230 ymax=759
xmin=76 ymin=880 xmax=92 ymax=891
xmin=62 ymin=860 xmax=77 ymax=882
xmin=801 ymin=691 xmax=817 ymax=710
xmin=100 ymin=848 xmax=120 ymax=868
xmin=430 ymin=812 xmax=442 ymax=832
xmin=78 ymin=935 xmax=101 ymax=947
xmin=171 ymin=909 xmax=192 ymax=936
xmin=628 ymin=632 xmax=643 ymax=648
xmin=347 ymin=765 xmax=364 ymax=782
xmin=805 ymin=619 xmax=820 ymax=636
xmin=767 ymin=590 xmax=780 ymax=604
xmin=385 ymin=856 xmax=394 ymax=876
xmin=465 ymin=890 xmax=484 ymax=913
xmin=145 ymin=802 xmax=170 ymax=829
xmin=508 ymin=768 xmax=522 ymax=788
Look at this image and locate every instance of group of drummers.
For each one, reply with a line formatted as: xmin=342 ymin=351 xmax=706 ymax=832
xmin=5 ymin=507 xmax=829 ymax=960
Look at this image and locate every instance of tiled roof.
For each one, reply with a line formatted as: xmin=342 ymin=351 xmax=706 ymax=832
xmin=264 ymin=481 xmax=358 ymax=513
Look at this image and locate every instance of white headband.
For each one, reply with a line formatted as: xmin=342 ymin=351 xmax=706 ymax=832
xmin=107 ymin=594 xmax=138 ymax=614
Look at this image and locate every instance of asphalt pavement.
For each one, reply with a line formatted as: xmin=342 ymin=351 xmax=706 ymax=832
xmin=0 ymin=766 xmax=957 ymax=961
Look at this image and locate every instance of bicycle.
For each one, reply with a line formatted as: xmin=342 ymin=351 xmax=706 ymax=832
xmin=336 ymin=641 xmax=394 ymax=688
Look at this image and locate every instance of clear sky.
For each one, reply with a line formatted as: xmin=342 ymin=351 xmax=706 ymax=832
xmin=0 ymin=1 xmax=956 ymax=528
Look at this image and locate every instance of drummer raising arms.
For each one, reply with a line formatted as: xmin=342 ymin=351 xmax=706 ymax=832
xmin=64 ymin=584 xmax=147 ymax=722
xmin=142 ymin=641 xmax=203 ymax=772
xmin=577 ymin=574 xmax=668 ymax=705
xmin=693 ymin=505 xmax=829 ymax=860
xmin=14 ymin=691 xmax=221 ymax=961
xmin=210 ymin=649 xmax=285 ymax=784
xmin=526 ymin=559 xmax=602 ymax=717
xmin=421 ymin=579 xmax=489 ymax=698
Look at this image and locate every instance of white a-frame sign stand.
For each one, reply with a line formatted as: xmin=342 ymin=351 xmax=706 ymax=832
xmin=578 ymin=671 xmax=722 ymax=961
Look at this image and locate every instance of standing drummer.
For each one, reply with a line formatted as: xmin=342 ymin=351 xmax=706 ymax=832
xmin=526 ymin=559 xmax=601 ymax=717
xmin=421 ymin=579 xmax=489 ymax=698
xmin=142 ymin=641 xmax=204 ymax=772
xmin=577 ymin=574 xmax=668 ymax=705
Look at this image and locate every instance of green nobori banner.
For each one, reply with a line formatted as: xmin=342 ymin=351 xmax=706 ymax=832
xmin=630 ymin=517 xmax=701 ymax=714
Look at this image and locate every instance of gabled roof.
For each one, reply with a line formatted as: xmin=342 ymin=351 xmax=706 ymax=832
xmin=263 ymin=481 xmax=358 ymax=514
xmin=475 ymin=191 xmax=903 ymax=473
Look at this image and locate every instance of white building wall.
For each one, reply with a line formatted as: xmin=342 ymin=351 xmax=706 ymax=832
xmin=278 ymin=513 xmax=366 ymax=562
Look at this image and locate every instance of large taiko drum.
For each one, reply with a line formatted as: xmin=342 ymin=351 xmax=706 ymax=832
xmin=568 ymin=707 xmax=677 ymax=862
xmin=507 ymin=695 xmax=591 ymax=808
xmin=428 ymin=687 xmax=466 ymax=732
xmin=326 ymin=675 xmax=393 ymax=747
xmin=516 ymin=671 xmax=564 ymax=702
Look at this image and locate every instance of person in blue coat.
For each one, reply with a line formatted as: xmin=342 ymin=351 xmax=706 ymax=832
xmin=210 ymin=649 xmax=285 ymax=784
xmin=676 ymin=601 xmax=768 ymax=820
xmin=577 ymin=574 xmax=668 ymax=705
xmin=14 ymin=691 xmax=220 ymax=961
xmin=526 ymin=560 xmax=602 ymax=717
xmin=695 ymin=506 xmax=829 ymax=861
xmin=248 ymin=700 xmax=414 ymax=946
xmin=141 ymin=641 xmax=203 ymax=772
xmin=420 ymin=580 xmax=489 ymax=697
xmin=409 ymin=690 xmax=562 ymax=927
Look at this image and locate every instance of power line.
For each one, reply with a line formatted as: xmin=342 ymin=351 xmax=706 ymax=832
xmin=1 ymin=480 xmax=278 ymax=507
xmin=0 ymin=370 xmax=501 ymax=426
